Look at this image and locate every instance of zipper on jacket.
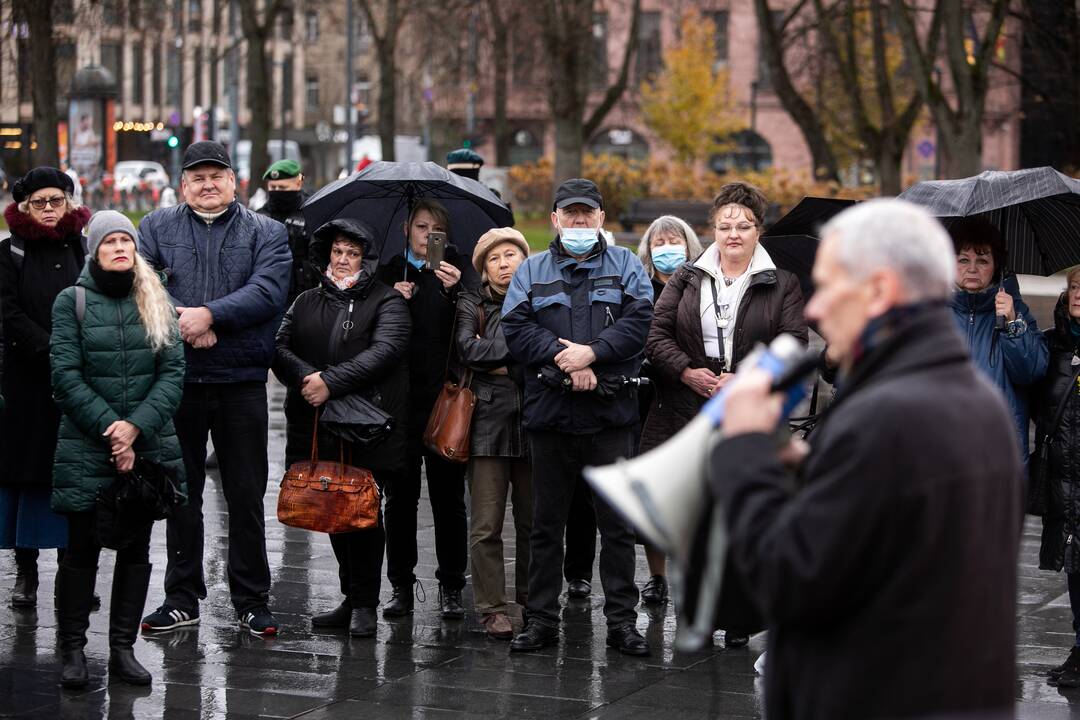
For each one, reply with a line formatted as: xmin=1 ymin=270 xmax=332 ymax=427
xmin=604 ymin=306 xmax=615 ymax=328
xmin=342 ymin=300 xmax=355 ymax=343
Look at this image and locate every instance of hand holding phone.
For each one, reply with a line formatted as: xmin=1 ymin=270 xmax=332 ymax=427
xmin=426 ymin=231 xmax=447 ymax=270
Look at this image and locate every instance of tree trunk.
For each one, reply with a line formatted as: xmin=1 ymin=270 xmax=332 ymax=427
xmin=876 ymin=132 xmax=905 ymax=196
xmin=491 ymin=23 xmax=510 ymax=166
xmin=376 ymin=43 xmax=396 ymax=162
xmin=23 ymin=0 xmax=59 ymax=168
xmin=553 ymin=116 xmax=584 ymax=188
xmin=246 ymin=29 xmax=272 ymax=187
xmin=939 ymin=117 xmax=983 ymax=178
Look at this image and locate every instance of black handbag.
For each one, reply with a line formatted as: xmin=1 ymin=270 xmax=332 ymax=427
xmin=1028 ymin=363 xmax=1080 ymax=517
xmin=319 ymin=393 xmax=395 ymax=447
xmin=96 ymin=456 xmax=186 ymax=550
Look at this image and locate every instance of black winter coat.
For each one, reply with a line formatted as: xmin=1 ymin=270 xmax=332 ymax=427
xmin=455 ymin=285 xmax=526 ymax=459
xmin=376 ymin=245 xmax=479 ymax=444
xmin=0 ymin=203 xmax=91 ymax=487
xmin=1035 ymin=294 xmax=1080 ymax=572
xmin=274 ymin=219 xmax=411 ymax=474
xmin=257 ymin=190 xmax=313 ymax=303
xmin=710 ymin=306 xmax=1020 ymax=720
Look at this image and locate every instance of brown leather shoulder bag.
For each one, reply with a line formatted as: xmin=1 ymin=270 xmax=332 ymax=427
xmin=423 ymin=301 xmax=487 ymax=463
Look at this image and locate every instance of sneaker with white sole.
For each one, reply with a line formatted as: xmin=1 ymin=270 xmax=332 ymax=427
xmin=141 ymin=604 xmax=199 ymax=631
xmin=239 ymin=606 xmax=278 ymax=636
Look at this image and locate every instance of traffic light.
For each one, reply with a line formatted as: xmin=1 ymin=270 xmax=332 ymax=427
xmin=167 ymin=134 xmax=180 ymax=149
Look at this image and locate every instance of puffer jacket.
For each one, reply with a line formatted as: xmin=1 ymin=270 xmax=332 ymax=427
xmin=137 ymin=201 xmax=292 ymax=383
xmin=274 ymin=218 xmax=411 ymax=474
xmin=1035 ymin=293 xmax=1080 ymax=572
xmin=455 ymin=284 xmax=526 ymax=458
xmin=950 ymin=274 xmax=1047 ymax=456
xmin=501 ymin=237 xmax=654 ymax=433
xmin=49 ymin=264 xmax=186 ymax=513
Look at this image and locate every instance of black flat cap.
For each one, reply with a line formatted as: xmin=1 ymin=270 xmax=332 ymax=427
xmin=553 ymin=178 xmax=603 ymax=211
xmin=182 ymin=141 xmax=232 ymax=170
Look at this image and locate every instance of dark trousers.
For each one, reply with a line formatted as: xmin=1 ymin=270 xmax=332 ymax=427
xmin=563 ymin=480 xmax=597 ymax=583
xmin=165 ymin=381 xmax=271 ymax=614
xmin=63 ymin=512 xmax=151 ymax=570
xmin=526 ymin=428 xmax=639 ymax=628
xmin=384 ymin=448 xmax=467 ymax=590
xmin=328 ymin=474 xmax=391 ymax=609
xmin=1070 ymin=572 xmax=1080 ymax=646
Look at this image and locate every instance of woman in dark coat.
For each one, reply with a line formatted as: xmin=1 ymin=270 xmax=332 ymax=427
xmin=0 ymin=167 xmax=90 ymax=608
xmin=455 ymin=228 xmax=531 ymax=639
xmin=642 ymin=182 xmax=807 ymax=647
xmin=375 ymin=199 xmax=479 ymax=619
xmin=1036 ymin=270 xmax=1080 ymax=688
xmin=274 ymin=218 xmax=410 ymax=637
xmin=50 ymin=211 xmax=186 ymax=688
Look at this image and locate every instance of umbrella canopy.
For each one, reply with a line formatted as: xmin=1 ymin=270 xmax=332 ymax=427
xmin=761 ymin=197 xmax=858 ymax=300
xmin=898 ymin=167 xmax=1080 ymax=275
xmin=303 ymin=161 xmax=514 ymax=265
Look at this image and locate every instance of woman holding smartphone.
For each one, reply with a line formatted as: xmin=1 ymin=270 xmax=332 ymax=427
xmin=376 ymin=199 xmax=480 ymax=620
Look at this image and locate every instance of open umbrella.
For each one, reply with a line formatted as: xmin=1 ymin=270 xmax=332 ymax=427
xmin=303 ymin=161 xmax=514 ymax=265
xmin=761 ymin=197 xmax=858 ymax=299
xmin=898 ymin=167 xmax=1080 ymax=275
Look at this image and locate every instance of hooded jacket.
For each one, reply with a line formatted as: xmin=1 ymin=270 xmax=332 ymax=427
xmin=950 ymin=273 xmax=1047 ymax=455
xmin=137 ymin=201 xmax=292 ymax=383
xmin=273 ymin=218 xmax=411 ymax=474
xmin=501 ymin=236 xmax=653 ymax=433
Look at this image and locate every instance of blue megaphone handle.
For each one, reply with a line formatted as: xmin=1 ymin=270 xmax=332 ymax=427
xmin=699 ymin=350 xmax=807 ymax=428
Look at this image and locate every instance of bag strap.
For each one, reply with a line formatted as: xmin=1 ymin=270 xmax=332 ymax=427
xmin=443 ymin=296 xmax=486 ymax=390
xmin=1044 ymin=362 xmax=1080 ymax=446
xmin=310 ymin=409 xmax=321 ymax=464
xmin=9 ymin=236 xmax=24 ymax=271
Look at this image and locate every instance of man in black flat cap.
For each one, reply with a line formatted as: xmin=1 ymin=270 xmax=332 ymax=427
xmin=137 ymin=141 xmax=291 ymax=637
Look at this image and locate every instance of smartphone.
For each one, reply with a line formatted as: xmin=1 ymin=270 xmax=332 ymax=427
xmin=426 ymin=231 xmax=447 ymax=270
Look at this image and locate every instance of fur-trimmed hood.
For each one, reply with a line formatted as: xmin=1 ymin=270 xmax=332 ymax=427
xmin=4 ymin=202 xmax=91 ymax=242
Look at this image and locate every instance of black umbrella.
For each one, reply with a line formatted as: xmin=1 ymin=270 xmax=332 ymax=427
xmin=898 ymin=167 xmax=1080 ymax=275
xmin=320 ymin=394 xmax=395 ymax=447
xmin=761 ymin=197 xmax=858 ymax=299
xmin=303 ymin=161 xmax=514 ymax=265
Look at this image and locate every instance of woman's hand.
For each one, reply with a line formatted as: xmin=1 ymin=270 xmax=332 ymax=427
xmin=301 ymin=372 xmax=331 ymax=407
xmin=104 ymin=420 xmax=140 ymax=454
xmin=434 ymin=262 xmax=461 ymax=290
xmin=995 ymin=289 xmax=1016 ymax=322
xmin=681 ymin=366 xmax=720 ymax=398
xmin=114 ymin=447 xmax=136 ymax=473
xmin=711 ymin=372 xmax=735 ymax=395
xmin=393 ymin=281 xmax=415 ymax=300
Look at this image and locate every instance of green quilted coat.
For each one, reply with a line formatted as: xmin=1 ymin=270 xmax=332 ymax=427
xmin=49 ymin=265 xmax=186 ymax=513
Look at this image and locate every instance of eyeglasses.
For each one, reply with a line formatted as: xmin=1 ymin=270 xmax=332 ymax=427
xmin=715 ymin=223 xmax=757 ymax=235
xmin=28 ymin=196 xmax=65 ymax=210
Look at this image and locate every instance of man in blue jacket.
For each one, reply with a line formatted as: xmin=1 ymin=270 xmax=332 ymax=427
xmin=502 ymin=179 xmax=653 ymax=655
xmin=137 ymin=142 xmax=291 ymax=636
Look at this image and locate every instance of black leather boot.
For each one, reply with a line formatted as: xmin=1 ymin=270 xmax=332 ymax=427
xmin=11 ymin=548 xmax=39 ymax=608
xmin=56 ymin=548 xmax=100 ymax=610
xmin=349 ymin=607 xmax=377 ymax=637
xmin=382 ymin=584 xmax=415 ymax=618
xmin=107 ymin=563 xmax=152 ymax=686
xmin=56 ymin=563 xmax=97 ymax=689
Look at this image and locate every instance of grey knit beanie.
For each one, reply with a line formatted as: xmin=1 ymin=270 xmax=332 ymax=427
xmin=86 ymin=210 xmax=138 ymax=260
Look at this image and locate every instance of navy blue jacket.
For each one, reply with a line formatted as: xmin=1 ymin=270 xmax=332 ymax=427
xmin=138 ymin=202 xmax=292 ymax=383
xmin=501 ymin=237 xmax=653 ymax=433
xmin=950 ymin=274 xmax=1047 ymax=456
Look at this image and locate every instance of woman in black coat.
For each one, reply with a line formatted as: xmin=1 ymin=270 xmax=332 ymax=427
xmin=0 ymin=167 xmax=90 ymax=608
xmin=274 ymin=218 xmax=410 ymax=637
xmin=1035 ymin=272 xmax=1080 ymax=687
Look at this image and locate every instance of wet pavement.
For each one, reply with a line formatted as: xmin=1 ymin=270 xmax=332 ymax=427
xmin=1 ymin=381 xmax=1079 ymax=718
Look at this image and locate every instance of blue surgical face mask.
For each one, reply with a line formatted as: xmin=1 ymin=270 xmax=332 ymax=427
xmin=559 ymin=223 xmax=600 ymax=256
xmin=651 ymin=245 xmax=687 ymax=275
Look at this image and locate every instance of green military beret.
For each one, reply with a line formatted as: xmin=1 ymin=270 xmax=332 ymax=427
xmin=263 ymin=159 xmax=302 ymax=180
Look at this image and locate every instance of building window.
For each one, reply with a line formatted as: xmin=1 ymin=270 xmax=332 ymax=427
xmin=188 ymin=0 xmax=202 ymax=33
xmin=305 ymin=10 xmax=319 ymax=42
xmin=305 ymin=75 xmax=319 ymax=110
xmin=280 ymin=4 xmax=293 ymax=40
xmin=101 ymin=42 xmax=124 ymax=97
xmin=707 ymin=11 xmax=729 ymax=67
xmin=636 ymin=11 xmax=662 ymax=83
xmin=591 ymin=13 xmax=608 ymax=89
xmin=172 ymin=2 xmax=183 ymax=33
xmin=194 ymin=47 xmax=204 ymax=107
xmin=131 ymin=43 xmax=144 ymax=105
xmin=229 ymin=1 xmax=239 ymax=35
xmin=356 ymin=13 xmax=371 ymax=51
xmin=129 ymin=0 xmax=141 ymax=29
xmin=152 ymin=44 xmax=162 ymax=106
xmin=166 ymin=46 xmax=179 ymax=101
xmin=757 ymin=10 xmax=783 ymax=90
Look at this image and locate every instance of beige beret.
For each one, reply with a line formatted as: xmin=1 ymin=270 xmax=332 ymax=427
xmin=472 ymin=227 xmax=530 ymax=274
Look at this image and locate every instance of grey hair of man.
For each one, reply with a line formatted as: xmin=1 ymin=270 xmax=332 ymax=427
xmin=636 ymin=215 xmax=706 ymax=278
xmin=819 ymin=198 xmax=955 ymax=303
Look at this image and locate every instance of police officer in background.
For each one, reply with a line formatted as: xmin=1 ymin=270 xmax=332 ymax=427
xmin=446 ymin=147 xmax=484 ymax=181
xmin=258 ymin=159 xmax=312 ymax=303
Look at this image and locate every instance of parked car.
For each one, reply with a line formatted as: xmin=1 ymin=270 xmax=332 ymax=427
xmin=113 ymin=161 xmax=170 ymax=193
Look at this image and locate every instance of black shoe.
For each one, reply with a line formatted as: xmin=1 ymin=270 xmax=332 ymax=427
xmin=640 ymin=575 xmax=668 ymax=606
xmin=607 ymin=624 xmax=650 ymax=656
xmin=725 ymin=629 xmax=750 ymax=648
xmin=349 ymin=607 xmax=377 ymax=638
xmin=383 ymin=584 xmax=415 ymax=618
xmin=312 ymin=601 xmax=352 ymax=629
xmin=509 ymin=622 xmax=559 ymax=652
xmin=56 ymin=563 xmax=97 ymax=689
xmin=108 ymin=563 xmax=152 ymax=686
xmin=439 ymin=585 xmax=464 ymax=619
xmin=11 ymin=548 xmax=38 ymax=608
xmin=566 ymin=579 xmax=591 ymax=599
xmin=239 ymin=606 xmax=278 ymax=636
xmin=1049 ymin=646 xmax=1080 ymax=679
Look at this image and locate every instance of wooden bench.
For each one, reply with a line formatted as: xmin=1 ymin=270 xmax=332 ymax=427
xmin=619 ymin=199 xmax=714 ymax=234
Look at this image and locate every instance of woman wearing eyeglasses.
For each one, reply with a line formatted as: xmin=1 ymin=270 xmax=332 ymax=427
xmin=642 ymin=181 xmax=807 ymax=648
xmin=0 ymin=168 xmax=91 ymax=608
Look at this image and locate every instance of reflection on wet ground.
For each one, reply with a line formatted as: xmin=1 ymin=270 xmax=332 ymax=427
xmin=0 ymin=382 xmax=1076 ymax=718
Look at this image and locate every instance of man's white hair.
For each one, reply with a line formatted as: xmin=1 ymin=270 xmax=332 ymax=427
xmin=820 ymin=198 xmax=955 ymax=302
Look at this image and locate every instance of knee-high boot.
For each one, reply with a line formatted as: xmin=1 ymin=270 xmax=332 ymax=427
xmin=107 ymin=563 xmax=152 ymax=685
xmin=55 ymin=563 xmax=97 ymax=689
xmin=56 ymin=548 xmax=100 ymax=610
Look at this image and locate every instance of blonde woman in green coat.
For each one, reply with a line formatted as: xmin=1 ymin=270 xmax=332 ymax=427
xmin=50 ymin=210 xmax=185 ymax=689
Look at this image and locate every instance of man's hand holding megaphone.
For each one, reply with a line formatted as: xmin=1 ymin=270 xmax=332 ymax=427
xmin=719 ymin=364 xmax=811 ymax=470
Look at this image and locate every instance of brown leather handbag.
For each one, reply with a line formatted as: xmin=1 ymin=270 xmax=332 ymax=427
xmin=423 ymin=302 xmax=486 ymax=463
xmin=277 ymin=414 xmax=380 ymax=534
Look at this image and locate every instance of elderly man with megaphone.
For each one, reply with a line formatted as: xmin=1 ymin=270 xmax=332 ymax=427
xmin=711 ymin=199 xmax=1020 ymax=720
